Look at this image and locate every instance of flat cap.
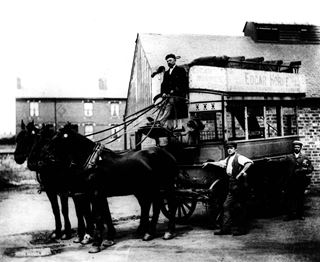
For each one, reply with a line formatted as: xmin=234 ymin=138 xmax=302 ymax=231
xmin=165 ymin=53 xmax=176 ymax=60
xmin=225 ymin=141 xmax=237 ymax=149
xmin=293 ymin=140 xmax=303 ymax=146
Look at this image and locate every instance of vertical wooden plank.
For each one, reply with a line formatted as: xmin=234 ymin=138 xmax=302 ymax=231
xmin=222 ymin=95 xmax=227 ymax=142
xmin=295 ymin=105 xmax=299 ymax=135
xmin=231 ymin=110 xmax=236 ymax=139
xmin=276 ymin=106 xmax=280 ymax=136
xmin=263 ymin=106 xmax=267 ymax=138
xmin=244 ymin=106 xmax=249 ymax=140
xmin=214 ymin=112 xmax=219 ymax=140
xmin=280 ymin=106 xmax=284 ymax=136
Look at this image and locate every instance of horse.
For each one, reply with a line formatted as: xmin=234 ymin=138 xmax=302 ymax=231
xmin=14 ymin=121 xmax=94 ymax=243
xmin=41 ymin=124 xmax=178 ymax=253
xmin=14 ymin=120 xmax=38 ymax=165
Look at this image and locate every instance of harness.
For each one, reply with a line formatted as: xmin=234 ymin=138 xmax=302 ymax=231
xmin=83 ymin=143 xmax=104 ymax=170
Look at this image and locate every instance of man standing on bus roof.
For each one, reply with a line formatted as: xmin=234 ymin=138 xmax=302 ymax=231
xmin=202 ymin=142 xmax=253 ymax=236
xmin=155 ymin=53 xmax=188 ymax=129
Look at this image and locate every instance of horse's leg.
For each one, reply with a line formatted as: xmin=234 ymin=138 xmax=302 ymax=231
xmin=138 ymin=195 xmax=152 ymax=241
xmin=72 ymin=194 xmax=85 ymax=243
xmin=82 ymin=193 xmax=94 ymax=238
xmin=149 ymin=193 xmax=161 ymax=237
xmin=163 ymin=188 xmax=177 ymax=240
xmin=102 ymin=197 xmax=116 ymax=241
xmin=59 ymin=192 xmax=72 ymax=240
xmin=45 ymin=190 xmax=62 ymax=239
xmin=89 ymin=190 xmax=107 ymax=253
xmin=135 ymin=196 xmax=145 ymax=235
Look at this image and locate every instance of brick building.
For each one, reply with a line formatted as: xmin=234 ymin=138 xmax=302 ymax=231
xmin=125 ymin=22 xmax=320 ymax=186
xmin=16 ymin=80 xmax=126 ymax=151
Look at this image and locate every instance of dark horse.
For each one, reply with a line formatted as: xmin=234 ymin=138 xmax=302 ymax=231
xmin=41 ymin=124 xmax=178 ymax=253
xmin=14 ymin=121 xmax=94 ymax=243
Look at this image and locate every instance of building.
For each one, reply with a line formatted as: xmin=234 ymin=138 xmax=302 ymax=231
xmin=16 ymin=80 xmax=126 ymax=151
xmin=125 ymin=22 xmax=320 ymax=186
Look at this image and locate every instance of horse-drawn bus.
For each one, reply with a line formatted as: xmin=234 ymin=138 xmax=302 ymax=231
xmin=126 ymin=56 xmax=306 ymax=221
xmin=13 ymin=56 xmax=308 ymax=251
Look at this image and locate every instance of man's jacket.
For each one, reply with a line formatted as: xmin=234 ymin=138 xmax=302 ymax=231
xmin=161 ymin=66 xmax=188 ymax=98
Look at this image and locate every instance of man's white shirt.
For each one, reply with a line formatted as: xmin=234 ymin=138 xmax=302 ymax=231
xmin=169 ymin=65 xmax=176 ymax=75
xmin=214 ymin=154 xmax=253 ymax=175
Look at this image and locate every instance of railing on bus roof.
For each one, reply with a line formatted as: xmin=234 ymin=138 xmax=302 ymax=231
xmin=188 ymin=56 xmax=301 ymax=74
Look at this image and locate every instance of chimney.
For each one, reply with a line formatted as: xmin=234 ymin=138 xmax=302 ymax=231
xmin=99 ymin=78 xmax=107 ymax=90
xmin=17 ymin=77 xmax=22 ymax=89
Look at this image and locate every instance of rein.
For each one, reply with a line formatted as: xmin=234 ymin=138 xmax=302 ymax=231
xmin=93 ymin=97 xmax=167 ymax=144
xmin=84 ymin=100 xmax=160 ymax=138
xmin=81 ymin=103 xmax=166 ymax=169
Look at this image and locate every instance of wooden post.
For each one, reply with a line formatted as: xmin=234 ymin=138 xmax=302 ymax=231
xmin=231 ymin=110 xmax=236 ymax=139
xmin=244 ymin=106 xmax=249 ymax=140
xmin=135 ymin=130 xmax=142 ymax=151
xmin=263 ymin=106 xmax=267 ymax=138
xmin=222 ymin=95 xmax=227 ymax=142
xmin=277 ymin=106 xmax=284 ymax=136
xmin=295 ymin=105 xmax=299 ymax=135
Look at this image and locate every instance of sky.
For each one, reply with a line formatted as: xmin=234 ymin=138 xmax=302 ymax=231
xmin=0 ymin=0 xmax=319 ymax=136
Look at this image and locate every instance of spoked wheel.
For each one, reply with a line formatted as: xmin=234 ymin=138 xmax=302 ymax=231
xmin=161 ymin=195 xmax=197 ymax=223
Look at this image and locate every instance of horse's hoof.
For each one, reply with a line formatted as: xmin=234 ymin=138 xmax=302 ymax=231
xmin=88 ymin=245 xmax=101 ymax=253
xmin=49 ymin=231 xmax=61 ymax=240
xmin=142 ymin=233 xmax=154 ymax=241
xmin=73 ymin=236 xmax=82 ymax=243
xmin=102 ymin=240 xmax=116 ymax=247
xmin=163 ymin=232 xmax=176 ymax=240
xmin=81 ymin=234 xmax=93 ymax=245
xmin=61 ymin=233 xmax=72 ymax=240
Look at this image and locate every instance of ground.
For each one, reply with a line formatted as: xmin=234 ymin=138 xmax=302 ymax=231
xmin=0 ymin=186 xmax=320 ymax=262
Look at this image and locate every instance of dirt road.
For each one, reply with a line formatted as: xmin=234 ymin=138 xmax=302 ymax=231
xmin=1 ymin=186 xmax=320 ymax=262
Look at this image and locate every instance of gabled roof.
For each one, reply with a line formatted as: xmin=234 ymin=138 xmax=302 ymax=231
xmin=16 ymin=79 xmax=126 ymax=99
xmin=138 ymin=33 xmax=320 ymax=97
xmin=15 ymin=76 xmax=126 ymax=99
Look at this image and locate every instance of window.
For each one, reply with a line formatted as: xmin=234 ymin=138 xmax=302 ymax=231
xmin=30 ymin=102 xmax=39 ymax=117
xmin=84 ymin=102 xmax=93 ymax=117
xmin=265 ymin=106 xmax=280 ymax=137
xmin=190 ymin=111 xmax=223 ymax=142
xmin=227 ymin=106 xmax=265 ymax=140
xmin=256 ymin=27 xmax=279 ymax=42
xmin=283 ymin=107 xmax=297 ymax=136
xmin=110 ymin=102 xmax=120 ymax=118
xmin=84 ymin=125 xmax=93 ymax=140
xmin=226 ymin=105 xmax=297 ymax=140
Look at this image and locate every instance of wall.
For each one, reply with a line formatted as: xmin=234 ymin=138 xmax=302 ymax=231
xmin=16 ymin=98 xmax=126 ymax=151
xmin=297 ymin=105 xmax=320 ymax=187
xmin=126 ymin=36 xmax=153 ymax=117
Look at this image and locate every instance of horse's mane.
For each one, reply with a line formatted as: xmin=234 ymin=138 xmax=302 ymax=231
xmin=56 ymin=126 xmax=96 ymax=165
xmin=29 ymin=125 xmax=55 ymax=162
xmin=67 ymin=128 xmax=95 ymax=149
xmin=101 ymin=147 xmax=122 ymax=158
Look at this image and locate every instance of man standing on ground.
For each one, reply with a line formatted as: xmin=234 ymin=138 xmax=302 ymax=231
xmin=202 ymin=142 xmax=253 ymax=236
xmin=280 ymin=140 xmax=313 ymax=221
